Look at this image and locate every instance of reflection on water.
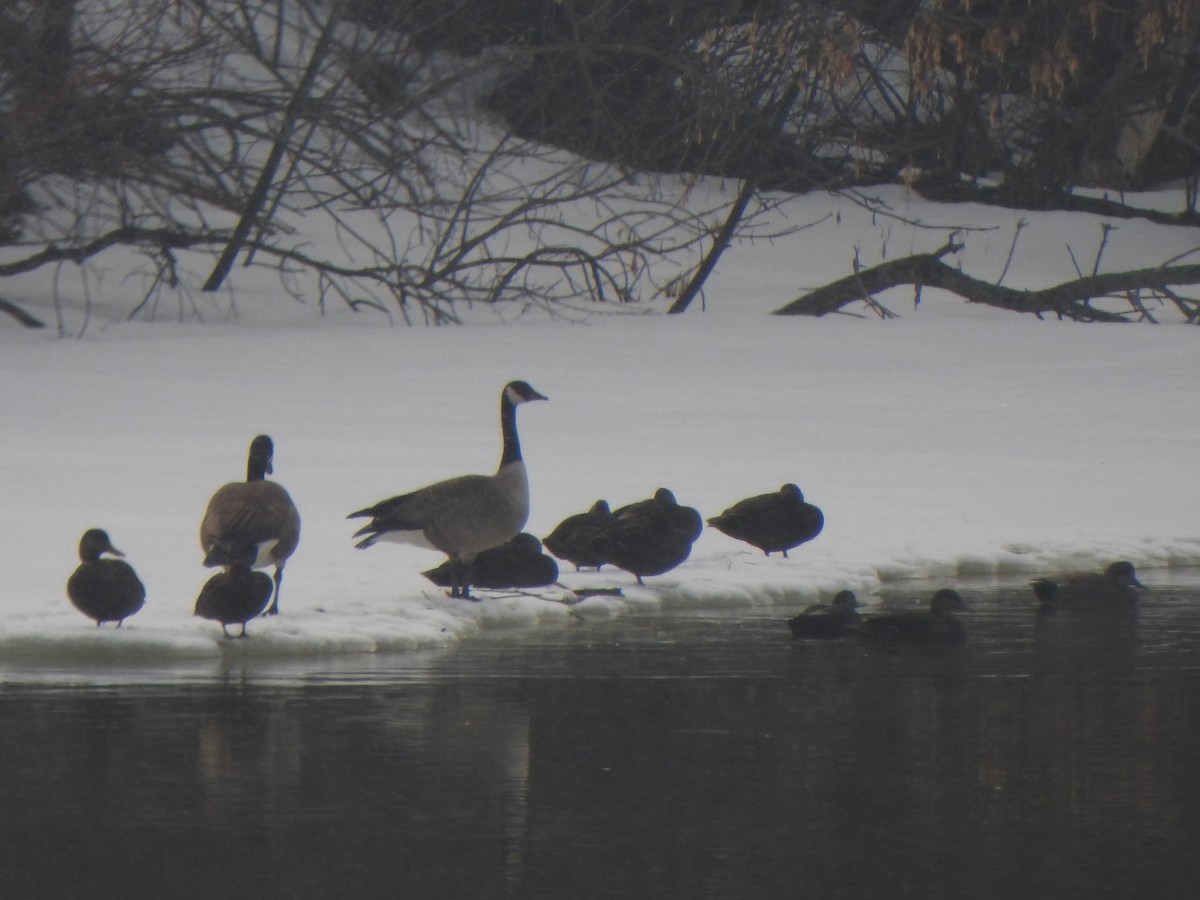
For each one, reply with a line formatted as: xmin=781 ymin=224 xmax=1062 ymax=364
xmin=3 ymin=578 xmax=1200 ymax=899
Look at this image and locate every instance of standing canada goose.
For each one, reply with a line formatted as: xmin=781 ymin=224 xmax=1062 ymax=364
xmin=543 ymin=500 xmax=613 ymax=571
xmin=591 ymin=488 xmax=703 ymax=585
xmin=200 ymin=434 xmax=300 ymax=616
xmin=349 ymin=380 xmax=548 ymax=599
xmin=707 ymin=483 xmax=824 ymax=557
xmin=1031 ymin=560 xmax=1144 ymax=613
xmin=194 ymin=564 xmax=274 ymax=638
xmin=422 ymin=532 xmax=559 ymax=591
xmin=67 ymin=528 xmax=146 ymax=627
xmin=859 ymin=588 xmax=967 ymax=644
xmin=788 ymin=590 xmax=861 ymax=639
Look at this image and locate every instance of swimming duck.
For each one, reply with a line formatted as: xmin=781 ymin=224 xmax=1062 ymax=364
xmin=200 ymin=434 xmax=300 ymax=616
xmin=788 ymin=589 xmax=860 ymax=639
xmin=707 ymin=483 xmax=824 ymax=557
xmin=194 ymin=564 xmax=274 ymax=637
xmin=1031 ymin=561 xmax=1144 ymax=612
xmin=543 ymin=500 xmax=613 ymax=571
xmin=350 ymin=381 xmax=547 ymax=599
xmin=67 ymin=528 xmax=146 ymax=626
xmin=859 ymin=588 xmax=967 ymax=644
xmin=422 ymin=532 xmax=559 ymax=591
xmin=591 ymin=488 xmax=703 ymax=585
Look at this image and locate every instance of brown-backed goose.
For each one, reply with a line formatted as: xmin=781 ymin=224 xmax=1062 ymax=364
xmin=200 ymin=434 xmax=300 ymax=616
xmin=349 ymin=380 xmax=548 ymax=599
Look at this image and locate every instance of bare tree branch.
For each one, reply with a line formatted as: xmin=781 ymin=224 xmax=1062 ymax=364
xmin=0 ymin=296 xmax=44 ymax=328
xmin=774 ymin=242 xmax=1200 ymax=322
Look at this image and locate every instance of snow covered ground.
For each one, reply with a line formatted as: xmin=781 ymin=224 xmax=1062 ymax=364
xmin=2 ymin=182 xmax=1199 ymax=666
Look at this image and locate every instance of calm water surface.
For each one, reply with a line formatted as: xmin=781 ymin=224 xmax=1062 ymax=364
xmin=4 ymin=574 xmax=1200 ymax=899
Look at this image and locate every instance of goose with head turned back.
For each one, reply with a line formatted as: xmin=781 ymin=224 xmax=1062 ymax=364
xmin=349 ymin=380 xmax=548 ymax=599
xmin=544 ymin=499 xmax=613 ymax=571
xmin=67 ymin=528 xmax=146 ymax=626
xmin=707 ymin=483 xmax=824 ymax=557
xmin=194 ymin=564 xmax=274 ymax=638
xmin=200 ymin=434 xmax=300 ymax=616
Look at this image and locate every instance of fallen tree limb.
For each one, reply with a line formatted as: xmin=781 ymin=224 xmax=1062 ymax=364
xmin=0 ymin=296 xmax=44 ymax=328
xmin=914 ymin=181 xmax=1200 ymax=228
xmin=773 ymin=241 xmax=1200 ymax=322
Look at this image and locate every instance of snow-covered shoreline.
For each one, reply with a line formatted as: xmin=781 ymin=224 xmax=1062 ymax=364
xmin=2 ymin=305 xmax=1197 ymax=665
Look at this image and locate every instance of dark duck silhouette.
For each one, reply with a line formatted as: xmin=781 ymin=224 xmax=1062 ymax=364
xmin=543 ymin=500 xmax=613 ymax=571
xmin=350 ymin=381 xmax=547 ymax=599
xmin=859 ymin=588 xmax=967 ymax=644
xmin=707 ymin=483 xmax=824 ymax=557
xmin=194 ymin=564 xmax=274 ymax=637
xmin=789 ymin=589 xmax=861 ymax=639
xmin=67 ymin=528 xmax=146 ymax=626
xmin=591 ymin=488 xmax=703 ymax=585
xmin=422 ymin=532 xmax=558 ymax=591
xmin=200 ymin=435 xmax=300 ymax=616
xmin=1031 ymin=561 xmax=1145 ymax=613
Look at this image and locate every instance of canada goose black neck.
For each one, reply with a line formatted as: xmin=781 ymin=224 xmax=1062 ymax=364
xmin=500 ymin=393 xmax=523 ymax=468
xmin=498 ymin=381 xmax=547 ymax=469
xmin=246 ymin=435 xmax=274 ymax=481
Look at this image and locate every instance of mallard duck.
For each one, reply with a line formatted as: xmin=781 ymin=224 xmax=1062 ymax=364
xmin=707 ymin=483 xmax=824 ymax=557
xmin=789 ymin=589 xmax=860 ymax=639
xmin=422 ymin=532 xmax=558 ymax=591
xmin=591 ymin=488 xmax=703 ymax=585
xmin=860 ymin=588 xmax=967 ymax=644
xmin=1031 ymin=560 xmax=1144 ymax=612
xmin=544 ymin=500 xmax=613 ymax=571
xmin=194 ymin=564 xmax=274 ymax=637
xmin=67 ymin=528 xmax=146 ymax=626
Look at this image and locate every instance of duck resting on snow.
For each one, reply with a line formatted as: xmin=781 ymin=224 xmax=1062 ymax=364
xmin=707 ymin=483 xmax=824 ymax=557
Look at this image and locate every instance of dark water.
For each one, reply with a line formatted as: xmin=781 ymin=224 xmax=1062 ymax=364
xmin=4 ymin=575 xmax=1200 ymax=900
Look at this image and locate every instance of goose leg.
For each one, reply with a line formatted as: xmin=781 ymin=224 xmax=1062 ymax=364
xmin=449 ymin=559 xmax=471 ymax=600
xmin=445 ymin=558 xmax=476 ymax=600
xmin=462 ymin=558 xmax=477 ymax=600
xmin=265 ymin=564 xmax=283 ymax=616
